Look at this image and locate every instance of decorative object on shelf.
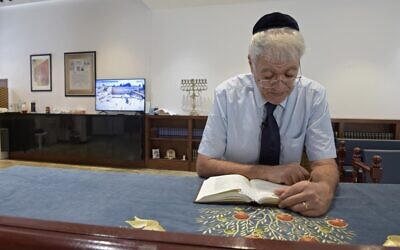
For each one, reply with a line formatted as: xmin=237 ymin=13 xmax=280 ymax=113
xmin=182 ymin=155 xmax=186 ymax=161
xmin=21 ymin=102 xmax=28 ymax=113
xmin=165 ymin=149 xmax=176 ymax=160
xmin=30 ymin=54 xmax=52 ymax=92
xmin=152 ymin=148 xmax=160 ymax=159
xmin=64 ymin=51 xmax=96 ymax=96
xmin=71 ymin=109 xmax=86 ymax=114
xmin=180 ymin=78 xmax=207 ymax=116
xmin=154 ymin=108 xmax=173 ymax=115
xmin=45 ymin=106 xmax=50 ymax=114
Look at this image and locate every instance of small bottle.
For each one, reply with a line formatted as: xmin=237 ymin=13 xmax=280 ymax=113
xmin=30 ymin=101 xmax=36 ymax=113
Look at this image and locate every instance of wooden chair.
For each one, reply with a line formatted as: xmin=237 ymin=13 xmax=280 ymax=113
xmin=352 ymin=147 xmax=382 ymax=183
xmin=336 ymin=140 xmax=382 ymax=183
xmin=336 ymin=140 xmax=354 ymax=182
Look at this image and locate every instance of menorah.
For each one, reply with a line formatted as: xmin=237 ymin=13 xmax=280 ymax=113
xmin=180 ymin=78 xmax=208 ymax=116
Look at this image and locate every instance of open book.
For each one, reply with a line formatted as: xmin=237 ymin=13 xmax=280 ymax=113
xmin=195 ymin=174 xmax=288 ymax=205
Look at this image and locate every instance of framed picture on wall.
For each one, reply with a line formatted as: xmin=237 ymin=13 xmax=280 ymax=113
xmin=30 ymin=54 xmax=52 ymax=92
xmin=64 ymin=51 xmax=96 ymax=96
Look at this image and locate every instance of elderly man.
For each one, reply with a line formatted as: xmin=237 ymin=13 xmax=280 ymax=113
xmin=197 ymin=12 xmax=338 ymax=217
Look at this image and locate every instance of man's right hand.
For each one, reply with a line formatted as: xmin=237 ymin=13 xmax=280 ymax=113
xmin=257 ymin=163 xmax=310 ymax=185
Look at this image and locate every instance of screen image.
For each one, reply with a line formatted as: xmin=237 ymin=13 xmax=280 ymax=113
xmin=95 ymin=78 xmax=145 ymax=112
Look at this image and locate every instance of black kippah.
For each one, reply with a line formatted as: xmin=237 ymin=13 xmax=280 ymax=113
xmin=252 ymin=12 xmax=299 ymax=35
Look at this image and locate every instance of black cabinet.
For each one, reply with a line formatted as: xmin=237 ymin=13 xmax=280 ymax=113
xmin=0 ymin=113 xmax=144 ymax=168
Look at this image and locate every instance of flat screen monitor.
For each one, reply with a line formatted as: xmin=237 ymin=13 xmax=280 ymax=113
xmin=95 ymin=78 xmax=145 ymax=112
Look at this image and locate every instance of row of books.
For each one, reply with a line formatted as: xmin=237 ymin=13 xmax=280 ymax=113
xmin=157 ymin=128 xmax=204 ymax=138
xmin=339 ymin=131 xmax=394 ymax=140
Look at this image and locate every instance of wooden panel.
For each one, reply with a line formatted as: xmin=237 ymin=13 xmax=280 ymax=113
xmin=147 ymin=159 xmax=190 ymax=171
xmin=0 ymin=215 xmax=390 ymax=250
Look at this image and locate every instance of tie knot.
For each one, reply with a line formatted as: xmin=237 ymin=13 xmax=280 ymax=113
xmin=266 ymin=102 xmax=277 ymax=116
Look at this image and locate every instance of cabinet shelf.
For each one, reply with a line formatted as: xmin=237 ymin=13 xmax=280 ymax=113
xmin=150 ymin=137 xmax=188 ymax=142
xmin=145 ymin=115 xmax=207 ymax=172
xmin=331 ymin=118 xmax=400 ymax=140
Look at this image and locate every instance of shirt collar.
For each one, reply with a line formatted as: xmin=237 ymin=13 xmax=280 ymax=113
xmin=251 ymin=74 xmax=289 ymax=109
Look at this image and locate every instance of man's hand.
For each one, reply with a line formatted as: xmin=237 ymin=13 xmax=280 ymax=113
xmin=259 ymin=163 xmax=310 ymax=185
xmin=274 ymin=180 xmax=334 ymax=217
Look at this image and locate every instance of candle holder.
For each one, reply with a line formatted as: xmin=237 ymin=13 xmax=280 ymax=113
xmin=180 ymin=78 xmax=207 ymax=116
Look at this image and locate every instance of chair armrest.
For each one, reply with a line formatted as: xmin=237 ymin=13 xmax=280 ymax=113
xmin=352 ymin=147 xmax=382 ymax=183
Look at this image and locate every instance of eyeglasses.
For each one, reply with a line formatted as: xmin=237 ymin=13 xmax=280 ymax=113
xmin=258 ymin=75 xmax=302 ymax=89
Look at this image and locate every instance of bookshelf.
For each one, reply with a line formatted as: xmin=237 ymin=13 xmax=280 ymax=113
xmin=145 ymin=115 xmax=207 ymax=171
xmin=331 ymin=118 xmax=400 ymax=140
xmin=144 ymin=117 xmax=400 ymax=172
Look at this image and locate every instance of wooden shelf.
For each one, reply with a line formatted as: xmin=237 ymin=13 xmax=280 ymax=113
xmin=331 ymin=118 xmax=400 ymax=140
xmin=145 ymin=115 xmax=207 ymax=171
xmin=146 ymin=116 xmax=400 ymax=171
xmin=147 ymin=159 xmax=190 ymax=171
xmin=150 ymin=137 xmax=188 ymax=142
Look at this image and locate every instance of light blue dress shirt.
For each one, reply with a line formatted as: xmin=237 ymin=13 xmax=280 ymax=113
xmin=198 ymin=73 xmax=336 ymax=164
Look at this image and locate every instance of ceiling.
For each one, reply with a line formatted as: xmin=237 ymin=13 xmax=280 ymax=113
xmin=141 ymin=0 xmax=267 ymax=9
xmin=0 ymin=0 xmax=267 ymax=9
xmin=0 ymin=0 xmax=47 ymax=8
xmin=0 ymin=0 xmax=46 ymax=8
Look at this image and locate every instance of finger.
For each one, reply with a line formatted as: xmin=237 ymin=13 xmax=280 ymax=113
xmin=290 ymin=172 xmax=298 ymax=185
xmin=281 ymin=176 xmax=293 ymax=185
xmin=286 ymin=169 xmax=302 ymax=185
xmin=274 ymin=188 xmax=286 ymax=196
xmin=297 ymin=166 xmax=310 ymax=181
xmin=290 ymin=167 xmax=309 ymax=184
xmin=278 ymin=191 xmax=307 ymax=209
xmin=278 ymin=181 xmax=309 ymax=200
xmin=288 ymin=201 xmax=309 ymax=213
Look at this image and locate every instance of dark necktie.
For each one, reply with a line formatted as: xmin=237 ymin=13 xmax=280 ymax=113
xmin=259 ymin=103 xmax=280 ymax=165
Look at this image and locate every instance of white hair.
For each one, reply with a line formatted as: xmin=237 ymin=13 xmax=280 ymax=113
xmin=248 ymin=28 xmax=306 ymax=66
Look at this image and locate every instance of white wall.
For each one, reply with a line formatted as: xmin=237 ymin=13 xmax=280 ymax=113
xmin=1 ymin=0 xmax=400 ymax=118
xmin=0 ymin=0 xmax=151 ymax=114
xmin=150 ymin=0 xmax=400 ymax=118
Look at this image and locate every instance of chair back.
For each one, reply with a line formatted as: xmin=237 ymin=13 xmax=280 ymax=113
xmin=362 ymin=149 xmax=400 ymax=184
xmin=335 ymin=138 xmax=400 ymax=165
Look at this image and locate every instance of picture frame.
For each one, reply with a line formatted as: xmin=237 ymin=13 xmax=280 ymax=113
xmin=152 ymin=148 xmax=160 ymax=159
xmin=165 ymin=149 xmax=176 ymax=160
xmin=30 ymin=54 xmax=52 ymax=92
xmin=64 ymin=51 xmax=96 ymax=96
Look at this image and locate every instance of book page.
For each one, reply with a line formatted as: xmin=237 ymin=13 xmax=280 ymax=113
xmin=195 ymin=174 xmax=253 ymax=203
xmin=250 ymin=179 xmax=288 ymax=205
